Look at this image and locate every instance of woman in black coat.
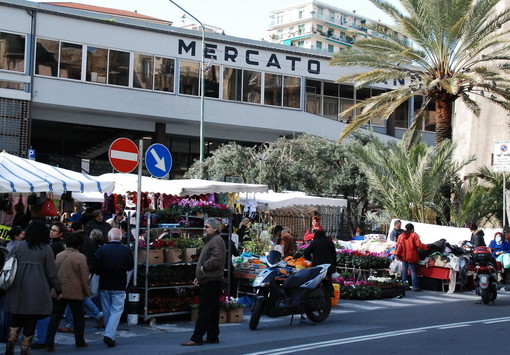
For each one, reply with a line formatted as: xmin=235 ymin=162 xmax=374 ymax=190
xmin=303 ymin=230 xmax=336 ymax=297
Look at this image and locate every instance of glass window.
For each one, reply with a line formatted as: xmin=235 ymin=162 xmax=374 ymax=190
xmin=328 ymin=44 xmax=334 ymax=52
xmin=283 ymin=76 xmax=301 ymax=109
xmin=317 ymin=24 xmax=323 ymax=32
xmin=59 ymin=42 xmax=82 ymax=80
xmin=356 ymin=87 xmax=370 ymax=100
xmin=298 ymin=24 xmax=305 ymax=34
xmin=179 ymin=60 xmax=200 ymax=95
xmin=421 ymin=97 xmax=436 ymax=132
xmin=306 ymin=93 xmax=321 ymax=114
xmin=264 ymin=73 xmax=282 ymax=106
xmin=0 ymin=32 xmax=26 ymax=73
xmin=133 ymin=53 xmax=153 ymax=90
xmin=297 ymin=41 xmax=304 ymax=47
xmin=204 ymin=65 xmax=220 ymax=98
xmin=243 ymin=70 xmax=261 ymax=103
xmin=316 ymin=41 xmax=322 ymax=50
xmin=223 ymin=66 xmax=242 ymax=101
xmin=340 ymin=99 xmax=354 ymax=122
xmin=154 ymin=56 xmax=174 ymax=92
xmin=86 ymin=46 xmax=107 ymax=83
xmin=340 ymin=84 xmax=354 ymax=98
xmin=108 ymin=49 xmax=129 ymax=86
xmin=394 ymin=101 xmax=409 ymax=128
xmin=306 ymin=79 xmax=321 ymax=94
xmin=324 ymin=97 xmax=338 ymax=119
xmin=0 ymin=80 xmax=24 ymax=90
xmin=35 ymin=38 xmax=59 ymax=77
xmin=324 ymin=82 xmax=338 ymax=97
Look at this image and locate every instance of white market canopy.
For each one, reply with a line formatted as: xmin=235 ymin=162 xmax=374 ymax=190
xmin=0 ymin=151 xmax=115 ymax=193
xmin=99 ymin=173 xmax=268 ymax=197
xmin=243 ymin=191 xmax=348 ymax=211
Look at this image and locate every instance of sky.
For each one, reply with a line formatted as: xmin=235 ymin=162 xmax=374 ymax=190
xmin=33 ymin=0 xmax=397 ymax=40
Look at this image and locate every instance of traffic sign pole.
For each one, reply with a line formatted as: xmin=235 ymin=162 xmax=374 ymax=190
xmin=134 ymin=138 xmax=143 ymax=289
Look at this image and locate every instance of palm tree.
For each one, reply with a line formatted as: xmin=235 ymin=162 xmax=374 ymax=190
xmin=353 ymin=136 xmax=472 ymax=224
xmin=331 ymin=0 xmax=510 ymax=144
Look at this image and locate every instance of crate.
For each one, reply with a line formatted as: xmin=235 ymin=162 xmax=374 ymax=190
xmin=138 ymin=249 xmax=164 ymax=264
xmin=227 ymin=308 xmax=244 ymax=323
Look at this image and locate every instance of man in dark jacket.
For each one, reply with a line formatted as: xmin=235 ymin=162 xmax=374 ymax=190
xmin=95 ymin=228 xmax=133 ymax=348
xmin=181 ymin=218 xmax=225 ymax=346
xmin=468 ymin=222 xmax=486 ymax=247
xmin=84 ymin=210 xmax=111 ymax=243
xmin=303 ymin=230 xmax=337 ymax=296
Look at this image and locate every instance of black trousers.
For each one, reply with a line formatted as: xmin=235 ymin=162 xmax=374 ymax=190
xmin=45 ymin=299 xmax=85 ymax=347
xmin=190 ymin=281 xmax=222 ymax=343
xmin=10 ymin=314 xmax=39 ymax=337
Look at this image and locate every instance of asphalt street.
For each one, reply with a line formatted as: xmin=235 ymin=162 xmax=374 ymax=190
xmin=24 ymin=288 xmax=510 ymax=355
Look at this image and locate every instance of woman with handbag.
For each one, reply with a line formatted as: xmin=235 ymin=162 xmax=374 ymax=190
xmin=3 ymin=220 xmax=61 ymax=355
xmin=395 ymin=223 xmax=429 ymax=292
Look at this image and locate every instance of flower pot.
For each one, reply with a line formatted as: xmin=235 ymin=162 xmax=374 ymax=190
xmin=219 ymin=309 xmax=227 ymax=324
xmin=138 ymin=249 xmax=164 ymax=264
xmin=164 ymin=248 xmax=182 ymax=263
xmin=183 ymin=248 xmax=197 ymax=263
xmin=227 ymin=308 xmax=243 ymax=323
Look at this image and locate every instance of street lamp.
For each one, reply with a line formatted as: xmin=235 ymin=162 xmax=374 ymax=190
xmin=168 ymin=1 xmax=206 ymax=176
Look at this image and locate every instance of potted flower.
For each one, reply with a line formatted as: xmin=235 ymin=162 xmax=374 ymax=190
xmin=138 ymin=240 xmax=164 ymax=264
xmin=220 ymin=295 xmax=244 ymax=323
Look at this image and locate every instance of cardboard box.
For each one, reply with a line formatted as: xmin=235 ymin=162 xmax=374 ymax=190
xmin=227 ymin=308 xmax=243 ymax=323
xmin=138 ymin=249 xmax=164 ymax=264
xmin=219 ymin=310 xmax=227 ymax=324
xmin=164 ymin=248 xmax=182 ymax=263
xmin=183 ymin=248 xmax=197 ymax=263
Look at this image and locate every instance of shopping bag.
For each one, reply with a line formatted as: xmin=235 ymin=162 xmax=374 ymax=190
xmin=40 ymin=198 xmax=57 ymax=217
xmin=0 ymin=256 xmax=17 ymax=292
xmin=501 ymin=253 xmax=510 ymax=269
xmin=90 ymin=274 xmax=99 ymax=298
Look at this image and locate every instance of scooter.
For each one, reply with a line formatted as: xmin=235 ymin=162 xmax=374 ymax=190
xmin=472 ymin=246 xmax=499 ymax=305
xmin=249 ymin=250 xmax=331 ymax=330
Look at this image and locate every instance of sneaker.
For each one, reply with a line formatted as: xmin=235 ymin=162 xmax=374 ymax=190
xmin=103 ymin=336 xmax=116 ymax=348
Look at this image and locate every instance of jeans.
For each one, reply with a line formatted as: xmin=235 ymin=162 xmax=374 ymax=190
xmin=64 ymin=297 xmax=102 ymax=328
xmin=46 ymin=299 xmax=85 ymax=347
xmin=401 ymin=261 xmax=420 ymax=291
xmin=100 ymin=290 xmax=126 ymax=341
xmin=190 ymin=281 xmax=222 ymax=343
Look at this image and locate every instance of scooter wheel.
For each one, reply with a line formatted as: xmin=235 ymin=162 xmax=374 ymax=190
xmin=305 ymin=292 xmax=331 ymax=323
xmin=249 ymin=299 xmax=264 ymax=330
xmin=481 ymin=288 xmax=490 ymax=304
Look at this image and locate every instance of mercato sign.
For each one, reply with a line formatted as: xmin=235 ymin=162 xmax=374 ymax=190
xmin=178 ymin=39 xmax=321 ymax=75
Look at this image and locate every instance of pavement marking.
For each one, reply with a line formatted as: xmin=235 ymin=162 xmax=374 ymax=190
xmin=244 ymin=316 xmax=510 ymax=355
xmin=338 ymin=303 xmax=382 ymax=311
xmin=414 ymin=295 xmax=457 ymax=302
xmin=483 ymin=319 xmax=510 ymax=324
xmin=329 ymin=308 xmax=356 ymax=314
xmin=395 ymin=298 xmax=437 ymax=304
xmin=365 ymin=300 xmax=413 ymax=307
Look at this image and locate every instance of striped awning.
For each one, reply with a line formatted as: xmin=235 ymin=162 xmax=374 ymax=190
xmin=0 ymin=151 xmax=115 ymax=193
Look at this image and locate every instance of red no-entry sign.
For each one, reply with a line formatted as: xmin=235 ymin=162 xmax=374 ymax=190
xmin=109 ymin=138 xmax=139 ymax=173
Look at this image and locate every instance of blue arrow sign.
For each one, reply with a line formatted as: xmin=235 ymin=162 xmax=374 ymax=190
xmin=145 ymin=143 xmax=172 ymax=178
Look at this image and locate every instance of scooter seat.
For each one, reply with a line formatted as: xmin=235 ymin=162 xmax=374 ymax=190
xmin=283 ymin=267 xmax=321 ymax=289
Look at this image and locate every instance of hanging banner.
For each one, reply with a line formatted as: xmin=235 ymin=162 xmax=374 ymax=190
xmin=0 ymin=225 xmax=12 ymax=241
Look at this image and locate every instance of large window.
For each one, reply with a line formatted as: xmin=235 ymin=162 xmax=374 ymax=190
xmin=0 ymin=32 xmax=25 ymax=73
xmin=243 ymin=70 xmax=261 ymax=104
xmin=305 ymin=79 xmax=321 ymax=114
xmin=283 ymin=76 xmax=301 ymax=109
xmin=394 ymin=101 xmax=409 ymax=128
xmin=59 ymin=42 xmax=82 ymax=80
xmin=86 ymin=46 xmax=107 ymax=83
xmin=370 ymin=88 xmax=386 ymax=126
xmin=204 ymin=65 xmax=220 ymax=98
xmin=35 ymin=38 xmax=59 ymax=77
xmin=223 ymin=67 xmax=242 ymax=101
xmin=264 ymin=73 xmax=282 ymax=106
xmin=179 ymin=60 xmax=199 ymax=95
xmin=108 ymin=49 xmax=129 ymax=86
xmin=133 ymin=53 xmax=153 ymax=90
xmin=154 ymin=57 xmax=174 ymax=92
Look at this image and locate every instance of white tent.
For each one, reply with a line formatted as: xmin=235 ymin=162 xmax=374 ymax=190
xmin=99 ymin=173 xmax=268 ymax=196
xmin=0 ymin=151 xmax=114 ymax=193
xmin=242 ymin=191 xmax=347 ymax=211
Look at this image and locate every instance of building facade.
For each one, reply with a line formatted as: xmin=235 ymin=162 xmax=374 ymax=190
xmin=267 ymin=0 xmax=406 ymax=53
xmin=0 ymin=0 xmax=433 ymax=178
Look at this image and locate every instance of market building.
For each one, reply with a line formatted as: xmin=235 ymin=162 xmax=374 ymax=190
xmin=0 ymin=0 xmax=435 ymax=178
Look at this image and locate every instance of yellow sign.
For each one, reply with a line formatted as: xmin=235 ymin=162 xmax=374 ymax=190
xmin=0 ymin=225 xmax=11 ymax=241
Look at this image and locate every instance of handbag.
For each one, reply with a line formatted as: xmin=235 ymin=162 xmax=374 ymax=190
xmin=90 ymin=274 xmax=100 ymax=298
xmin=40 ymin=198 xmax=58 ymax=217
xmin=0 ymin=245 xmax=18 ymax=292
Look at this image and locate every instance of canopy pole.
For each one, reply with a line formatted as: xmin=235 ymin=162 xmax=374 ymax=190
xmin=133 ymin=139 xmax=143 ymax=287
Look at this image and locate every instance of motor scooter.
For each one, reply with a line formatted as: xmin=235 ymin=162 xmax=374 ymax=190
xmin=472 ymin=246 xmax=499 ymax=304
xmin=249 ymin=250 xmax=331 ymax=330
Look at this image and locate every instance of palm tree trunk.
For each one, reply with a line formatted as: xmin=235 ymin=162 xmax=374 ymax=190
xmin=435 ymin=97 xmax=453 ymax=144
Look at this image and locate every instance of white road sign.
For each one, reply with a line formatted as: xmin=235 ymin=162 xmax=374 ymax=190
xmin=494 ymin=140 xmax=510 ymax=172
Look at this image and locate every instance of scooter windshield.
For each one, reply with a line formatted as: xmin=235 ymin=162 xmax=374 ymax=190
xmin=265 ymin=250 xmax=282 ymax=267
